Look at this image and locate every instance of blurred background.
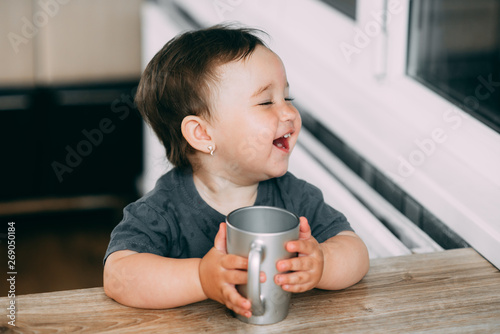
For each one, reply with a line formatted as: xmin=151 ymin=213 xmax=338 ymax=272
xmin=0 ymin=0 xmax=499 ymax=295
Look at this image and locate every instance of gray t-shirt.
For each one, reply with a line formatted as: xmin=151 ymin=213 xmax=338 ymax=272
xmin=104 ymin=168 xmax=353 ymax=263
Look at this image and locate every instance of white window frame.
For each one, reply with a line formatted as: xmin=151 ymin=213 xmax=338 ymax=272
xmin=151 ymin=0 xmax=500 ymax=267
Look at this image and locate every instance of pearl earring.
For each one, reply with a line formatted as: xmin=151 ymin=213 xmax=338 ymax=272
xmin=207 ymin=145 xmax=215 ymax=156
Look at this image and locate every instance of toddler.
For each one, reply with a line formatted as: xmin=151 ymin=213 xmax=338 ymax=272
xmin=103 ymin=25 xmax=369 ymax=318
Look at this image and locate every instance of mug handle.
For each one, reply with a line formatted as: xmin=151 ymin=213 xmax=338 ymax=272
xmin=247 ymin=241 xmax=265 ymax=316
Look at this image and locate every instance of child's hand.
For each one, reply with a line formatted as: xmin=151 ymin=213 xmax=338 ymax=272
xmin=199 ymin=223 xmax=255 ymax=318
xmin=274 ymin=217 xmax=324 ymax=292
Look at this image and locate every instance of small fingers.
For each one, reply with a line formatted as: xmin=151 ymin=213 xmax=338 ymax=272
xmin=285 ymin=239 xmax=315 ymax=255
xmin=281 ymin=282 xmax=313 ymax=293
xmin=298 ymin=217 xmax=311 ymax=240
xmin=214 ymin=223 xmax=227 ymax=252
xmin=224 ymin=268 xmax=248 ymax=285
xmin=221 ymin=254 xmax=248 ymax=270
xmin=275 ymin=248 xmax=323 ymax=293
xmin=232 ymin=306 xmax=252 ymax=319
xmin=223 ymin=286 xmax=252 ymax=318
xmin=274 ymin=272 xmax=315 ymax=293
xmin=277 ymin=252 xmax=315 ymax=272
xmin=222 ymin=267 xmax=266 ymax=286
xmin=275 ymin=270 xmax=309 ymax=285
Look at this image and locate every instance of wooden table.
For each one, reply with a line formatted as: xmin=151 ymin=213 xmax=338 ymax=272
xmin=2 ymin=248 xmax=500 ymax=333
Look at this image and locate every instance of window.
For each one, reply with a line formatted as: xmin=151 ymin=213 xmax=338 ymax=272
xmin=318 ymin=0 xmax=357 ymax=20
xmin=407 ymin=0 xmax=500 ymax=132
xmin=164 ymin=0 xmax=500 ymax=269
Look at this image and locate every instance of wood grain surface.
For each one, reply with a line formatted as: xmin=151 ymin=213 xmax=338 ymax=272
xmin=1 ymin=248 xmax=499 ymax=333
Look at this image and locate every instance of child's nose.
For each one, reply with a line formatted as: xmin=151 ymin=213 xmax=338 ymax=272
xmin=279 ymin=103 xmax=299 ymax=122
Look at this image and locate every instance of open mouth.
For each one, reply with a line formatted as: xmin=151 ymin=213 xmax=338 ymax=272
xmin=273 ymin=133 xmax=291 ymax=151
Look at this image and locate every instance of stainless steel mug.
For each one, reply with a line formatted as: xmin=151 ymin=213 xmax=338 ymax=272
xmin=226 ymin=206 xmax=300 ymax=325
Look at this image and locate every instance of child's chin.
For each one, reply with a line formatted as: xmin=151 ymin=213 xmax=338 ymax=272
xmin=270 ymin=165 xmax=289 ymax=179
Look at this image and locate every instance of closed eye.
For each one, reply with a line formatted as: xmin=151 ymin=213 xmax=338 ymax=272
xmin=259 ymin=97 xmax=294 ymax=106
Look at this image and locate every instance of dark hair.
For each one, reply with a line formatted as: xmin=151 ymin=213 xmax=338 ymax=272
xmin=135 ymin=24 xmax=267 ymax=169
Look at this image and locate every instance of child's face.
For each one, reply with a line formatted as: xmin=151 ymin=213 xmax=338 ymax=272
xmin=208 ymin=45 xmax=301 ymax=184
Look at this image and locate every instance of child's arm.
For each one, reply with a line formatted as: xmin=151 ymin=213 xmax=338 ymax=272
xmin=103 ymin=251 xmax=206 ymax=308
xmin=316 ymin=230 xmax=369 ymax=290
xmin=274 ymin=217 xmax=369 ymax=292
xmin=103 ymin=224 xmax=253 ymax=317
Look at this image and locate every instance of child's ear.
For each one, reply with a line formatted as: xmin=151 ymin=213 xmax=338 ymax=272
xmin=181 ymin=115 xmax=212 ymax=153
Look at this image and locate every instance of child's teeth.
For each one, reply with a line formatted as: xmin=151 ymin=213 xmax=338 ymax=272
xmin=284 ymin=133 xmax=290 ymax=138
xmin=277 ymin=143 xmax=283 ymax=148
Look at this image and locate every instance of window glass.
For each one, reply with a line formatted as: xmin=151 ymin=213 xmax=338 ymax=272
xmin=319 ymin=0 xmax=357 ymax=20
xmin=407 ymin=0 xmax=500 ymax=132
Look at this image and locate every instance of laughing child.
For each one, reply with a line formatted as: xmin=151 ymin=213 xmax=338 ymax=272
xmin=103 ymin=25 xmax=369 ymax=318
